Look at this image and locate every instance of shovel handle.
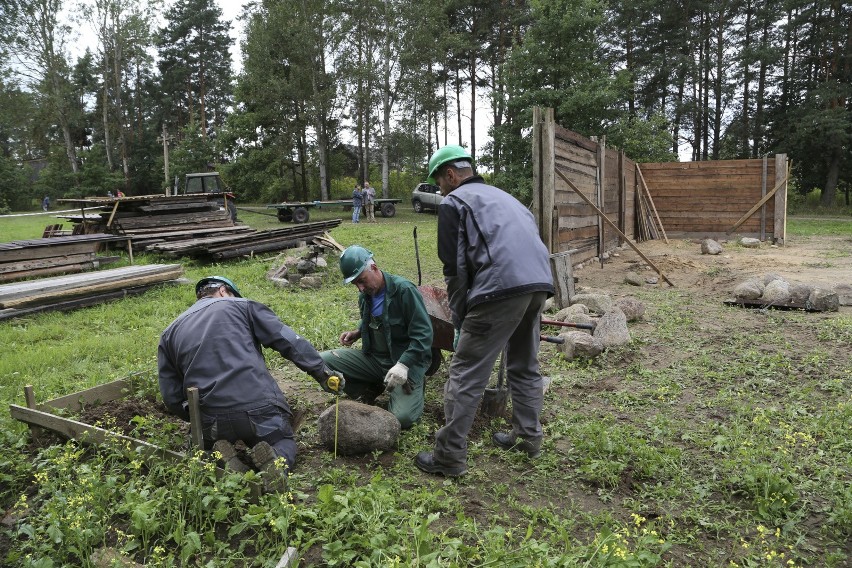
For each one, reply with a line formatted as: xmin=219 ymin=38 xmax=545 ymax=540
xmin=540 ymin=334 xmax=564 ymax=344
xmin=541 ymin=318 xmax=596 ymax=331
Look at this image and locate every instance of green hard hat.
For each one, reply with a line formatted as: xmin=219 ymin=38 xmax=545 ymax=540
xmin=339 ymin=245 xmax=374 ymax=284
xmin=195 ymin=275 xmax=242 ymax=298
xmin=426 ymin=145 xmax=473 ymax=185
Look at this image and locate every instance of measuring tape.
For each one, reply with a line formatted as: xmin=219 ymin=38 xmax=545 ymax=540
xmin=327 ymin=376 xmax=341 ymax=458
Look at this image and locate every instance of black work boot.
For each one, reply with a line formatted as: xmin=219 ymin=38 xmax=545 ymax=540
xmin=414 ymin=451 xmax=468 ymax=477
xmin=492 ymin=432 xmax=542 ymax=458
xmin=250 ymin=441 xmax=288 ymax=494
xmin=212 ymin=440 xmax=251 ymax=473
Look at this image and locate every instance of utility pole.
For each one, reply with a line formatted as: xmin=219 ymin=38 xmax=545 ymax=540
xmin=157 ymin=125 xmax=174 ymax=195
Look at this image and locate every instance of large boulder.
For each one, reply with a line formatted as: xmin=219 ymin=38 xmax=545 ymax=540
xmin=789 ymin=283 xmax=814 ymax=305
xmin=734 ymin=279 xmax=764 ymax=300
xmin=570 ymin=293 xmax=614 ymax=315
xmin=557 ymin=331 xmax=604 ymax=360
xmin=593 ymin=308 xmax=631 ymax=348
xmin=701 ymin=239 xmax=723 ymax=255
xmin=761 ymin=279 xmax=791 ymax=303
xmin=624 ymin=271 xmax=644 ymax=286
xmin=834 ymin=283 xmax=852 ymax=306
xmin=614 ymin=297 xmax=645 ymax=322
xmin=553 ymin=304 xmax=590 ymax=320
xmin=740 ymin=237 xmax=761 ymax=248
xmin=317 ymin=401 xmax=400 ymax=455
xmin=806 ymin=289 xmax=840 ymax=312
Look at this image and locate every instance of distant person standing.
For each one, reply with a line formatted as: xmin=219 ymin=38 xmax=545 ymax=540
xmin=116 ymin=189 xmax=125 ymax=198
xmin=41 ymin=196 xmax=50 ymax=211
xmin=352 ymin=184 xmax=363 ymax=223
xmin=363 ymin=182 xmax=376 ymax=223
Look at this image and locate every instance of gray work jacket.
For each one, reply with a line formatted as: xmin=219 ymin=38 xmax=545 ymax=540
xmin=437 ymin=177 xmax=554 ymax=327
xmin=158 ymin=297 xmax=326 ymax=418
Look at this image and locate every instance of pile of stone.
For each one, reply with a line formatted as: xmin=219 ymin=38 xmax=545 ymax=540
xmin=545 ymin=290 xmax=646 ymax=361
xmin=731 ymin=273 xmax=842 ymax=311
xmin=266 ymin=245 xmax=332 ymax=289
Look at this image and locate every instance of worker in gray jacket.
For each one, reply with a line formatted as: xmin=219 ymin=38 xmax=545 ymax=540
xmin=415 ymin=146 xmax=554 ymax=477
xmin=158 ymin=276 xmax=340 ymax=491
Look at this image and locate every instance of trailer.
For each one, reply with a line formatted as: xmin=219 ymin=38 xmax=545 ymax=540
xmin=266 ymin=198 xmax=401 ymax=223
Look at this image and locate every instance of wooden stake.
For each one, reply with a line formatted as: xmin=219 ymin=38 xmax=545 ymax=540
xmin=555 ymin=167 xmax=674 ymax=287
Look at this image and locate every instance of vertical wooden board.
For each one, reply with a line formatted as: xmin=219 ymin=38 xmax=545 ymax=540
xmin=542 ymin=108 xmax=556 ymax=252
xmin=774 ymin=154 xmax=787 ymax=244
xmin=532 ymin=107 xmax=542 ymax=234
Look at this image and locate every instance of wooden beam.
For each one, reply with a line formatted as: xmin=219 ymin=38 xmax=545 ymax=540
xmin=555 ymin=166 xmax=674 ymax=286
xmin=725 ymin=167 xmax=789 ymax=234
xmin=773 ymin=154 xmax=788 ymax=245
xmin=187 ymin=387 xmax=204 ymax=449
xmin=636 ymin=164 xmax=669 ymax=243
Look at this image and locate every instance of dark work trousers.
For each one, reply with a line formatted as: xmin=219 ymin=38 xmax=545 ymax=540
xmin=432 ymin=291 xmax=548 ymax=468
xmin=200 ymin=401 xmax=296 ymax=470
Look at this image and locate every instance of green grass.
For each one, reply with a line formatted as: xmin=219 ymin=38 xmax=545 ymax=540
xmin=0 ymin=209 xmax=850 ymax=566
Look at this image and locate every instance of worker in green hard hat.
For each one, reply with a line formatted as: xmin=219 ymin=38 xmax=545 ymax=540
xmin=415 ymin=145 xmax=555 ymax=478
xmin=158 ymin=275 xmax=340 ymax=492
xmin=319 ymin=245 xmax=433 ymax=428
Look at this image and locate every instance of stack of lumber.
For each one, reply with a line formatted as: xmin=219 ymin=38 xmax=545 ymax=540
xmin=0 ymin=234 xmax=129 ymax=283
xmin=145 ymin=219 xmax=343 ymax=260
xmin=0 ymin=264 xmax=183 ymax=320
xmin=57 ymin=194 xmax=233 ymax=232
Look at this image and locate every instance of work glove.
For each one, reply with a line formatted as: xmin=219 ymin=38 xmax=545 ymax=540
xmin=453 ymin=328 xmax=460 ymax=351
xmin=383 ymin=362 xmax=409 ymax=393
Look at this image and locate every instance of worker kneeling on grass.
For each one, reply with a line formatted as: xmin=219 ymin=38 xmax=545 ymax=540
xmin=158 ymin=275 xmax=341 ymax=493
xmin=319 ymin=245 xmax=433 ymax=428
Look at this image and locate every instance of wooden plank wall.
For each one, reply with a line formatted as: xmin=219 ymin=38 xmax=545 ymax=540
xmin=639 ymin=156 xmax=787 ymax=241
xmin=532 ymin=107 xmax=789 ymax=258
xmin=547 ymin=123 xmax=636 ymax=264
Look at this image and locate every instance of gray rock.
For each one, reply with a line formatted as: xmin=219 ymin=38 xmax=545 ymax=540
xmin=553 ymin=304 xmax=590 ymax=320
xmin=614 ymin=297 xmax=645 ymax=322
xmin=624 ymin=271 xmax=644 ymax=286
xmin=789 ymin=283 xmax=814 ymax=305
xmin=807 ymin=289 xmax=840 ymax=312
xmin=740 ymin=237 xmax=761 ymax=248
xmin=570 ymin=293 xmax=614 ymax=315
xmin=317 ymin=400 xmax=400 ymax=455
xmin=734 ymin=279 xmax=764 ymax=300
xmin=761 ymin=279 xmax=791 ymax=303
xmin=267 ymin=264 xmax=289 ymax=280
xmin=543 ymin=298 xmax=555 ymax=312
xmin=701 ymin=239 xmax=723 ymax=255
xmin=299 ymin=276 xmax=323 ymax=289
xmin=602 ymin=252 xmax=610 ymax=260
xmin=269 ymin=277 xmax=290 ymax=288
xmin=296 ymin=259 xmax=317 ymax=274
xmin=314 ymin=257 xmax=328 ymax=268
xmin=645 ymin=276 xmax=659 ymax=285
xmin=834 ymin=283 xmax=852 ymax=306
xmin=593 ymin=308 xmax=631 ymax=348
xmin=763 ymin=273 xmax=784 ymax=285
xmin=557 ymin=331 xmax=604 ymax=360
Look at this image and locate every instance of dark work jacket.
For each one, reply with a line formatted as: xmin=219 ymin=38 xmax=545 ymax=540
xmin=158 ymin=297 xmax=326 ymax=418
xmin=358 ymin=272 xmax=433 ymax=382
xmin=437 ymin=176 xmax=554 ymax=327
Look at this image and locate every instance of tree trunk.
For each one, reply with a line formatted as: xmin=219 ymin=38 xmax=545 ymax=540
xmin=821 ymin=148 xmax=840 ymax=206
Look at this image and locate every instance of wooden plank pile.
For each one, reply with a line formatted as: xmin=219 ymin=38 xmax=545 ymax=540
xmin=144 ymin=219 xmax=343 ymax=260
xmin=56 ymin=194 xmax=235 ymax=235
xmin=56 ymin=195 xmax=340 ymax=260
xmin=0 ymin=264 xmax=183 ymax=320
xmin=0 ymin=234 xmax=130 ymax=283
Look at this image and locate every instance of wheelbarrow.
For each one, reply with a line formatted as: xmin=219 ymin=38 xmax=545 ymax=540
xmin=418 ymin=284 xmax=455 ymax=376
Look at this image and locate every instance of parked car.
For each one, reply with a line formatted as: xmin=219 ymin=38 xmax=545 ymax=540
xmin=411 ymin=183 xmax=443 ymax=213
